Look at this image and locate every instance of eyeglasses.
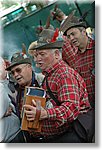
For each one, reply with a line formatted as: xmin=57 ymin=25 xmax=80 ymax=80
xmin=11 ymin=65 xmax=27 ymax=76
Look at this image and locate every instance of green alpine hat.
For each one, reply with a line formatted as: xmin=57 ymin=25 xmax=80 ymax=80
xmin=60 ymin=10 xmax=87 ymax=35
xmin=35 ymin=29 xmax=64 ymax=50
xmin=6 ymin=52 xmax=31 ymax=71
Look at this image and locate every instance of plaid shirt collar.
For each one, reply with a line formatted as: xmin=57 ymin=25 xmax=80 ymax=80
xmin=77 ymin=37 xmax=95 ymax=54
xmin=86 ymin=37 xmax=95 ymax=50
xmin=43 ymin=60 xmax=62 ymax=77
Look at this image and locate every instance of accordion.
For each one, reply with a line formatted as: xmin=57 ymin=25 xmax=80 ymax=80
xmin=21 ymin=86 xmax=46 ymax=132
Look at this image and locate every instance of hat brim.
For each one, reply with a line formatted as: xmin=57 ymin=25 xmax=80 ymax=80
xmin=6 ymin=58 xmax=31 ymax=71
xmin=35 ymin=41 xmax=64 ymax=50
xmin=63 ymin=22 xmax=87 ymax=36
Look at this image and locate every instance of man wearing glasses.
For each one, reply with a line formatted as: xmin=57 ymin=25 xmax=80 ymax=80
xmin=6 ymin=52 xmax=40 ymax=142
xmin=6 ymin=52 xmax=40 ymax=116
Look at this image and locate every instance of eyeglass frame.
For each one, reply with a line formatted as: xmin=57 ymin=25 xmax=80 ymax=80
xmin=11 ymin=64 xmax=27 ymax=76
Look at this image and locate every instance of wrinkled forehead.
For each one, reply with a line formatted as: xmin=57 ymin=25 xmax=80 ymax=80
xmin=36 ymin=49 xmax=52 ymax=53
xmin=66 ymin=27 xmax=80 ymax=35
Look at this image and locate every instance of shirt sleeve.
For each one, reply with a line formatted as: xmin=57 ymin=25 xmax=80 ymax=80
xmin=46 ymin=75 xmax=81 ymax=128
xmin=62 ymin=40 xmax=77 ymax=66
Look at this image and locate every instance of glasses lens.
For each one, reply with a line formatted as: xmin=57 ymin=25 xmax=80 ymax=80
xmin=16 ymin=68 xmax=22 ymax=73
xmin=11 ymin=70 xmax=14 ymax=75
xmin=11 ymin=65 xmax=27 ymax=75
xmin=11 ymin=68 xmax=22 ymax=75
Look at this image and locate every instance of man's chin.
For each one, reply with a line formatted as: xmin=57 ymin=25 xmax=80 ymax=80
xmin=17 ymin=80 xmax=25 ymax=86
xmin=38 ymin=66 xmax=45 ymax=71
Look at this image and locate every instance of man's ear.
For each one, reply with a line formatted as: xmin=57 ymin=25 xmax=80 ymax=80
xmin=55 ymin=49 xmax=60 ymax=59
xmin=27 ymin=64 xmax=32 ymax=70
xmin=82 ymin=28 xmax=86 ymax=36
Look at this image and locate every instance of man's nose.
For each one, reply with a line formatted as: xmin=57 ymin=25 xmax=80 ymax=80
xmin=70 ymin=34 xmax=74 ymax=40
xmin=36 ymin=55 xmax=42 ymax=61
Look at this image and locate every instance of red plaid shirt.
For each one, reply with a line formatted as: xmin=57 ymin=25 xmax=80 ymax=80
xmin=35 ymin=60 xmax=90 ymax=137
xmin=62 ymin=38 xmax=95 ymax=107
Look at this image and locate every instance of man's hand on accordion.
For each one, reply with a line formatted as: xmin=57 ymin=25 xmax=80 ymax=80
xmin=23 ymin=99 xmax=48 ymax=121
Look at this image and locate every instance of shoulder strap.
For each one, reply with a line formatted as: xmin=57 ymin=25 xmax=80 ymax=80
xmin=32 ymin=71 xmax=39 ymax=87
xmin=45 ymin=76 xmax=60 ymax=106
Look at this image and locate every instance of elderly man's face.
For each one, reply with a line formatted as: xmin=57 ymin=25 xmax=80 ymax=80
xmin=35 ymin=49 xmax=56 ymax=71
xmin=11 ymin=64 xmax=32 ymax=87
